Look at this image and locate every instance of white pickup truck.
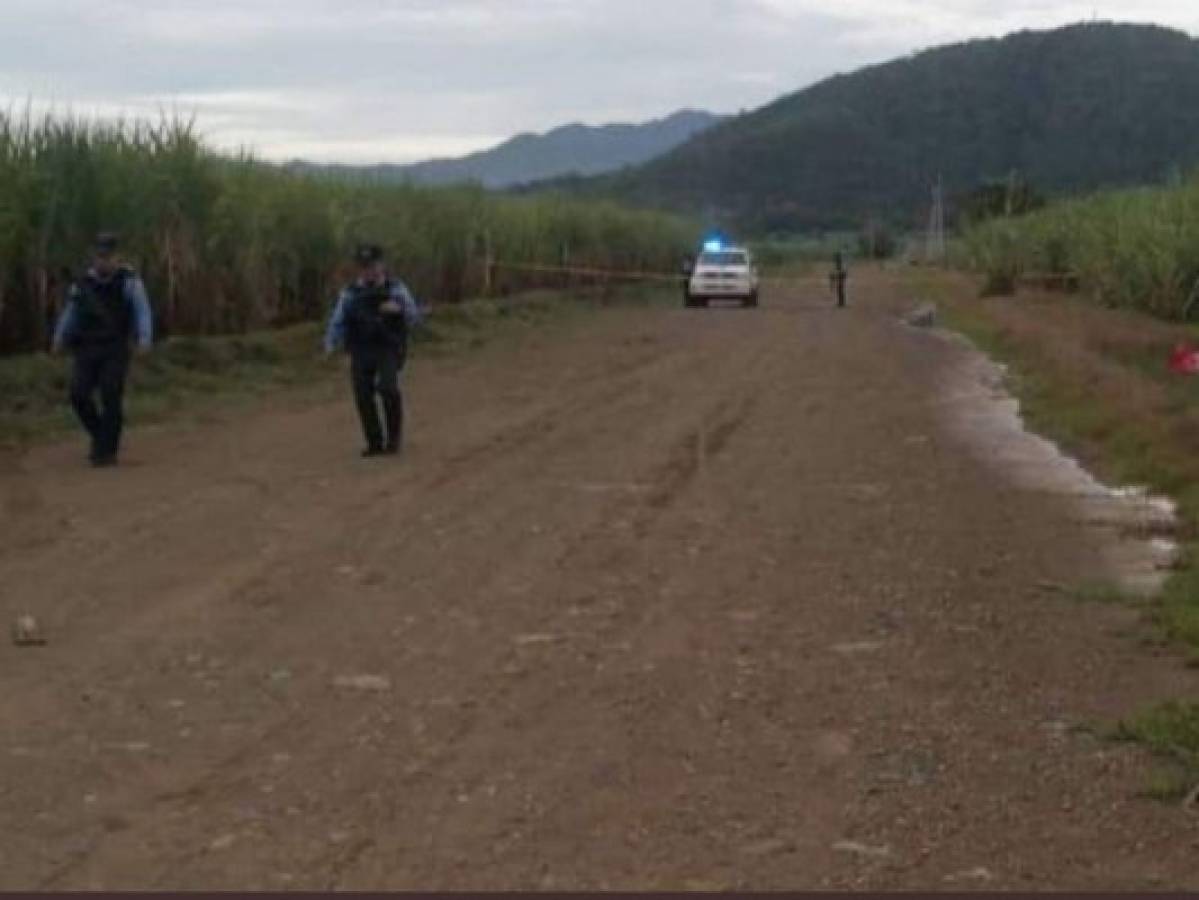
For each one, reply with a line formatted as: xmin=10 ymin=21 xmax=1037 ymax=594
xmin=685 ymin=246 xmax=760 ymax=309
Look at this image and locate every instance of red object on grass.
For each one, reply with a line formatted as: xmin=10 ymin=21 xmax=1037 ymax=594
xmin=1169 ymin=343 xmax=1199 ymax=375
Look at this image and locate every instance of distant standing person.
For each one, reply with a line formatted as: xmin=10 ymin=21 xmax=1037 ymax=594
xmin=324 ymin=244 xmax=423 ymax=458
xmin=830 ymin=251 xmax=849 ymax=308
xmin=51 ymin=232 xmax=153 ymax=467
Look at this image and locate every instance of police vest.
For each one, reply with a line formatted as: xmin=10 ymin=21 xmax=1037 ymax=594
xmin=72 ymin=269 xmax=135 ymax=348
xmin=343 ymin=280 xmax=408 ymax=352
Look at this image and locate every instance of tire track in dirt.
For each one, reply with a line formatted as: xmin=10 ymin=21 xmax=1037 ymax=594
xmin=643 ymin=394 xmax=759 ymax=514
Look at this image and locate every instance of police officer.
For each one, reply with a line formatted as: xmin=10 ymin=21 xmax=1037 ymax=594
xmin=51 ymin=232 xmax=153 ymax=467
xmin=830 ymin=250 xmax=849 ymax=308
xmin=324 ymin=244 xmax=423 ymax=458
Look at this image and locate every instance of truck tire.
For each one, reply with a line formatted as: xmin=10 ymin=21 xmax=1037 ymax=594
xmin=744 ymin=291 xmax=759 ymax=308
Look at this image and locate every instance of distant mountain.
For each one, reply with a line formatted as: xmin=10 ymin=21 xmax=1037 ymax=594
xmin=289 ymin=110 xmax=723 ymax=189
xmin=560 ymin=23 xmax=1199 ymax=232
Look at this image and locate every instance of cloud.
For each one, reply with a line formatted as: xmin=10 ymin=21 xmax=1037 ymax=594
xmin=0 ymin=0 xmax=1196 ymax=162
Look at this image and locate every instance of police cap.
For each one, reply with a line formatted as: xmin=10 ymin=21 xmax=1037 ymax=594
xmin=354 ymin=243 xmax=385 ymax=266
xmin=93 ymin=232 xmax=119 ymax=255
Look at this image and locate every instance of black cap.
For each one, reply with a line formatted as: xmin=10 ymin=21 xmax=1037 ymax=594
xmin=354 ymin=243 xmax=384 ymax=266
xmin=94 ymin=232 xmax=119 ymax=255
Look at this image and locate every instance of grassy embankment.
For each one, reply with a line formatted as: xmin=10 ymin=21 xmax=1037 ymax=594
xmin=931 ymin=179 xmax=1199 ymax=795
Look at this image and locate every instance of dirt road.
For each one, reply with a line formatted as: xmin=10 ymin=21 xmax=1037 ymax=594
xmin=1 ymin=272 xmax=1196 ymax=891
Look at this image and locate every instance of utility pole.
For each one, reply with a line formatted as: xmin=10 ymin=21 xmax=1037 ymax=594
xmin=926 ymin=175 xmax=946 ymax=266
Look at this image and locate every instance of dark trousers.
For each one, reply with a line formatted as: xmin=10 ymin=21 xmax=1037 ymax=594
xmin=832 ymin=275 xmax=848 ymax=307
xmin=350 ymin=346 xmax=405 ymax=450
xmin=70 ymin=346 xmax=130 ymax=460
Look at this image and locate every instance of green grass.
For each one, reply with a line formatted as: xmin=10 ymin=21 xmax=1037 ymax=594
xmin=0 ymin=285 xmax=663 ymax=446
xmin=1139 ymin=767 xmax=1197 ymax=803
xmin=1067 ymin=581 xmax=1147 ymax=606
xmin=1115 ymin=702 xmax=1199 ymax=788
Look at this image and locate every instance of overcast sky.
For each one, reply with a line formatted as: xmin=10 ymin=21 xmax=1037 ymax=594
xmin=1 ymin=1 xmax=1197 ymax=164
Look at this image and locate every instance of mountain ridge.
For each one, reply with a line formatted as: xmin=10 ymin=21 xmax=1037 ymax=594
xmin=288 ymin=109 xmax=723 ymax=189
xmin=556 ymin=22 xmax=1199 ymax=232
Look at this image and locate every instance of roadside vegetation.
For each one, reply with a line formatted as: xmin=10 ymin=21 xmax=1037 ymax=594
xmin=749 ymin=226 xmax=901 ymax=277
xmin=1115 ymin=702 xmax=1199 ymax=803
xmin=0 ymin=111 xmax=693 ymax=355
xmin=964 ymin=175 xmax=1199 ymax=318
xmin=918 ymin=239 xmax=1199 ymax=792
xmin=749 ymin=234 xmax=847 ymax=278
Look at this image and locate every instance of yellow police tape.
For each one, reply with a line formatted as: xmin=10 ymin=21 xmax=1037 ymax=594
xmin=491 ymin=261 xmax=794 ymax=285
xmin=491 ymin=261 xmax=682 ymax=283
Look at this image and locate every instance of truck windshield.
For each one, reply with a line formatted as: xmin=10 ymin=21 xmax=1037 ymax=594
xmin=699 ymin=251 xmax=748 ymax=267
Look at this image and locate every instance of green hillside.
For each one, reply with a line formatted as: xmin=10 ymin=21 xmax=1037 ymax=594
xmin=576 ymin=22 xmax=1199 ymax=232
